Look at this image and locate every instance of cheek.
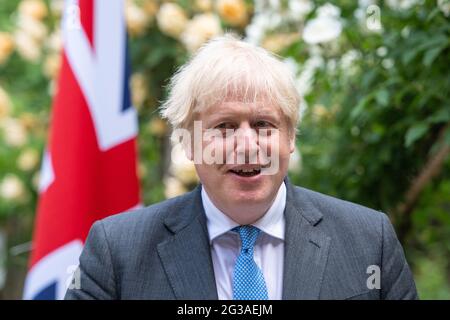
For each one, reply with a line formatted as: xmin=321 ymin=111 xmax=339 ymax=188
xmin=195 ymin=166 xmax=222 ymax=192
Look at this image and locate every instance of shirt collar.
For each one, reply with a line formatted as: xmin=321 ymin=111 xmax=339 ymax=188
xmin=201 ymin=182 xmax=286 ymax=243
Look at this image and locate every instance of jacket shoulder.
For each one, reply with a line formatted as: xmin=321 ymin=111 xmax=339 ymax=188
xmin=96 ymin=189 xmax=197 ymax=240
xmin=294 ymin=185 xmax=386 ymax=223
xmin=292 ymin=185 xmax=389 ymax=245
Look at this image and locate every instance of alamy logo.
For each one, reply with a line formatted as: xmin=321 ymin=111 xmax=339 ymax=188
xmin=366 ymin=265 xmax=381 ymax=290
xmin=171 ymin=121 xmax=281 ymax=175
xmin=66 ymin=264 xmax=81 ymax=290
xmin=366 ymin=5 xmax=382 ymax=31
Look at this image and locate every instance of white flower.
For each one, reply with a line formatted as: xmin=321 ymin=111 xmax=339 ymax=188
xmin=0 ymin=174 xmax=26 ymax=202
xmin=50 ymin=0 xmax=64 ymax=17
xmin=45 ymin=29 xmax=62 ymax=53
xmin=262 ymin=32 xmax=299 ymax=53
xmin=125 ymin=1 xmax=151 ymax=37
xmin=288 ymin=0 xmax=313 ymax=20
xmin=18 ymin=148 xmax=40 ymax=171
xmin=0 ymin=118 xmax=28 ymax=147
xmin=14 ymin=31 xmax=40 ymax=62
xmin=216 ymin=0 xmax=248 ymax=26
xmin=17 ymin=14 xmax=48 ymax=42
xmin=303 ymin=15 xmax=342 ymax=44
xmin=169 ymin=144 xmax=198 ymax=185
xmin=341 ymin=50 xmax=361 ymax=66
xmin=245 ymin=23 xmax=264 ymax=45
xmin=19 ymin=0 xmax=48 ymax=21
xmin=130 ymin=72 xmax=148 ymax=108
xmin=340 ymin=49 xmax=361 ymax=76
xmin=386 ymin=0 xmax=418 ymax=10
xmin=0 ymin=32 xmax=14 ymax=65
xmin=316 ymin=3 xmax=341 ymax=18
xmin=295 ymin=55 xmax=323 ymax=95
xmin=358 ymin=0 xmax=377 ymax=8
xmin=164 ymin=176 xmax=187 ymax=199
xmin=268 ymin=0 xmax=281 ymax=10
xmin=376 ymin=46 xmax=388 ymax=57
xmin=283 ymin=57 xmax=300 ymax=76
xmin=401 ymin=26 xmax=411 ymax=38
xmin=245 ymin=13 xmax=270 ymax=44
xmin=196 ymin=0 xmax=213 ymax=12
xmin=382 ymin=58 xmax=394 ymax=69
xmin=147 ymin=117 xmax=168 ymax=137
xmin=354 ymin=7 xmax=365 ymax=22
xmin=0 ymin=86 xmax=12 ymax=120
xmin=245 ymin=12 xmax=282 ymax=45
xmin=181 ymin=14 xmax=222 ymax=53
xmin=141 ymin=0 xmax=159 ymax=17
xmin=43 ymin=53 xmax=61 ymax=79
xmin=438 ymin=0 xmax=450 ymax=17
xmin=157 ymin=3 xmax=188 ymax=38
xmin=327 ymin=59 xmax=337 ymax=73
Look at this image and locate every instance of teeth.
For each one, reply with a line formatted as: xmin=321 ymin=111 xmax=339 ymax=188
xmin=235 ymin=168 xmax=260 ymax=173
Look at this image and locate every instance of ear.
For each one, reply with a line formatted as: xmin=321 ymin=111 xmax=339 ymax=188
xmin=289 ymin=132 xmax=296 ymax=153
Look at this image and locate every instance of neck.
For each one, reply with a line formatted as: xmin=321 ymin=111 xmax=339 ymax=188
xmin=206 ymin=193 xmax=278 ymax=226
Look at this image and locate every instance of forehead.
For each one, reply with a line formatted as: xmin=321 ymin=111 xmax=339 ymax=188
xmin=199 ymin=101 xmax=282 ymax=119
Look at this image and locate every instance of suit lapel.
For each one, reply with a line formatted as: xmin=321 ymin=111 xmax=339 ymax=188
xmin=157 ymin=186 xmax=218 ymax=299
xmin=282 ymin=179 xmax=331 ymax=299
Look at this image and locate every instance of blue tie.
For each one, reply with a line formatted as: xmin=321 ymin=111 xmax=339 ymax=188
xmin=232 ymin=225 xmax=269 ymax=300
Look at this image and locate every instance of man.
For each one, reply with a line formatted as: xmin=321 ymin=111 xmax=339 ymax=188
xmin=65 ymin=34 xmax=418 ymax=300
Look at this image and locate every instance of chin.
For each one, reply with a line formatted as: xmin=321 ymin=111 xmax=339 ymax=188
xmin=229 ymin=188 xmax=269 ymax=204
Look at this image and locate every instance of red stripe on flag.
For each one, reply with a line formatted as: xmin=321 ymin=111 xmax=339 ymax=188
xmin=79 ymin=0 xmax=94 ymax=48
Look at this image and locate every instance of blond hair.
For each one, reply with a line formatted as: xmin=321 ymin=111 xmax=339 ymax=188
xmin=160 ymin=33 xmax=301 ymax=142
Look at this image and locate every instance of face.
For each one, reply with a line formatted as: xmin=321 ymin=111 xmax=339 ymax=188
xmin=190 ymin=101 xmax=295 ymax=225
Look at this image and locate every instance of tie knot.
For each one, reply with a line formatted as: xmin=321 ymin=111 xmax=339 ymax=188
xmin=233 ymin=225 xmax=261 ymax=253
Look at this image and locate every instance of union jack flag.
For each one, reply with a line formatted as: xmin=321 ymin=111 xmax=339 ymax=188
xmin=23 ymin=0 xmax=141 ymax=299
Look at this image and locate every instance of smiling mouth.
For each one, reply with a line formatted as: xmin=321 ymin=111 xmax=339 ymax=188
xmin=229 ymin=168 xmax=261 ymax=177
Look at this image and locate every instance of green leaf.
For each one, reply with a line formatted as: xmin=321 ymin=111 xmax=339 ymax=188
xmin=444 ymin=128 xmax=450 ymax=146
xmin=426 ymin=7 xmax=442 ymax=22
xmin=423 ymin=46 xmax=445 ymax=67
xmin=375 ymin=89 xmax=389 ymax=107
xmin=416 ymin=35 xmax=448 ymax=52
xmin=350 ymin=96 xmax=371 ymax=120
xmin=402 ymin=35 xmax=448 ymax=66
xmin=427 ymin=109 xmax=450 ymax=124
xmin=402 ymin=49 xmax=420 ymax=65
xmin=405 ymin=123 xmax=429 ymax=147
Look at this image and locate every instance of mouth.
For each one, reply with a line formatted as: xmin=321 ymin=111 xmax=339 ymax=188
xmin=229 ymin=167 xmax=261 ymax=177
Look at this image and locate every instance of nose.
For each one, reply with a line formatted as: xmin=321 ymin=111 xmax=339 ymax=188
xmin=234 ymin=122 xmax=259 ymax=164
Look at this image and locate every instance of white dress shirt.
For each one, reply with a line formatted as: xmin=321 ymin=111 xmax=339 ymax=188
xmin=201 ymin=182 xmax=286 ymax=300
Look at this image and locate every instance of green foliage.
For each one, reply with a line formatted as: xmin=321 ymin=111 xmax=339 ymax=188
xmin=287 ymin=1 xmax=450 ymax=299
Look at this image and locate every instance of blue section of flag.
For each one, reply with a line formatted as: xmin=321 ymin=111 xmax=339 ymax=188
xmin=122 ymin=34 xmax=132 ymax=112
xmin=32 ymin=281 xmax=57 ymax=300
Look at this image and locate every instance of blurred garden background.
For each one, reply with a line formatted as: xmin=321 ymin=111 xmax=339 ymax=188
xmin=0 ymin=0 xmax=449 ymax=299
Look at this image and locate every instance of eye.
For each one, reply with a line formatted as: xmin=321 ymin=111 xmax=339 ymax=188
xmin=254 ymin=120 xmax=272 ymax=128
xmin=215 ymin=122 xmax=235 ymax=130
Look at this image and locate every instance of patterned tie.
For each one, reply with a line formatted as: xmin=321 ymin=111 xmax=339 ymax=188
xmin=232 ymin=225 xmax=269 ymax=300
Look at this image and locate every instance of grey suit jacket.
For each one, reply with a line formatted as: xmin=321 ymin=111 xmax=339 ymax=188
xmin=65 ymin=178 xmax=418 ymax=300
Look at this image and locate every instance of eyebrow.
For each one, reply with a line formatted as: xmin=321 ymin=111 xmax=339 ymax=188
xmin=209 ymin=105 xmax=280 ymax=117
xmin=205 ymin=110 xmax=281 ymax=126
